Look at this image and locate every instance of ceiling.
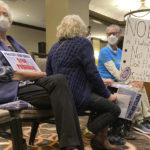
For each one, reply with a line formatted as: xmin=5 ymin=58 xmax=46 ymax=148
xmin=4 ymin=0 xmax=149 ymax=40
xmin=5 ymin=0 xmax=148 ymax=27
xmin=5 ymin=0 xmax=45 ymax=28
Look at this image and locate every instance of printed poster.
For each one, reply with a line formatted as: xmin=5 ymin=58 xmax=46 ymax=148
xmin=117 ymin=87 xmax=141 ymax=120
xmin=1 ymin=51 xmax=41 ymax=72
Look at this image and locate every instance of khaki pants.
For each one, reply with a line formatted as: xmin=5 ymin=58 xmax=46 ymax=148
xmin=131 ymin=87 xmax=150 ymax=122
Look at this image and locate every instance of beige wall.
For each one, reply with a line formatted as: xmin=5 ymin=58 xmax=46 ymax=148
xmin=46 ymin=0 xmax=89 ymax=52
xmin=7 ymin=25 xmax=46 ymax=54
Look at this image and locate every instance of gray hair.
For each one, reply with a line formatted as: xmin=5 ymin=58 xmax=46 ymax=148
xmin=0 ymin=0 xmax=12 ymax=23
xmin=56 ymin=15 xmax=88 ymax=40
xmin=106 ymin=24 xmax=121 ymax=34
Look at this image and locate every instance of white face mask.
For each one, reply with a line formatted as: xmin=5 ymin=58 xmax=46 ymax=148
xmin=108 ymin=34 xmax=118 ymax=45
xmin=0 ymin=15 xmax=11 ymax=32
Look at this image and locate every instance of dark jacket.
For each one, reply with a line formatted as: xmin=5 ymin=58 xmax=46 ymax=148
xmin=0 ymin=36 xmax=27 ymax=103
xmin=46 ymin=37 xmax=110 ymax=115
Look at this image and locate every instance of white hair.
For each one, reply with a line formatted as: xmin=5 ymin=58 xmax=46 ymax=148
xmin=0 ymin=0 xmax=12 ymax=23
xmin=56 ymin=15 xmax=88 ymax=40
xmin=106 ymin=24 xmax=121 ymax=34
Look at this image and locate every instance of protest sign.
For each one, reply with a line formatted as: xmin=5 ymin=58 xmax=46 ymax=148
xmin=117 ymin=87 xmax=141 ymax=120
xmin=116 ymin=93 xmax=131 ymax=119
xmin=120 ymin=17 xmax=150 ymax=82
xmin=1 ymin=51 xmax=41 ymax=72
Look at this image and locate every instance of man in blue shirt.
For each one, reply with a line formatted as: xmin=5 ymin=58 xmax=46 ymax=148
xmin=98 ymin=24 xmax=150 ymax=143
xmin=98 ymin=25 xmax=122 ymax=81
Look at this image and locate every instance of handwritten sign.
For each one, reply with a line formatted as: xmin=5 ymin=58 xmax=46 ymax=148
xmin=121 ymin=18 xmax=150 ymax=82
xmin=1 ymin=51 xmax=41 ymax=72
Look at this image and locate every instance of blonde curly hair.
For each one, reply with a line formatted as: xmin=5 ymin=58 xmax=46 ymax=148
xmin=56 ymin=15 xmax=88 ymax=40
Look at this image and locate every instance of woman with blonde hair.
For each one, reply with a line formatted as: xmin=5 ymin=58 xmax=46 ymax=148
xmin=46 ymin=15 xmax=122 ymax=150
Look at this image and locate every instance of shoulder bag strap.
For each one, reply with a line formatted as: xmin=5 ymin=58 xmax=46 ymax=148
xmin=52 ymin=40 xmax=66 ymax=57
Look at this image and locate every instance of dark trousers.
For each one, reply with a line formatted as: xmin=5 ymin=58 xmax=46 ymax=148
xmin=18 ymin=74 xmax=83 ymax=149
xmin=87 ymin=93 xmax=121 ymax=134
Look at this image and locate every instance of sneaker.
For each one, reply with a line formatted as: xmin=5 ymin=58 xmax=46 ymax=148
xmin=143 ymin=118 xmax=150 ymax=129
xmin=122 ymin=129 xmax=136 ymax=140
xmin=133 ymin=122 xmax=150 ymax=134
xmin=108 ymin=135 xmax=126 ymax=145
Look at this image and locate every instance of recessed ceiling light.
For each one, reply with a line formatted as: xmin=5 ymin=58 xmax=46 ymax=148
xmin=26 ymin=14 xmax=30 ymax=17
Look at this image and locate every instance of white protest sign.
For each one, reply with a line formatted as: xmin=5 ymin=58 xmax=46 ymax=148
xmin=1 ymin=51 xmax=41 ymax=72
xmin=116 ymin=93 xmax=131 ymax=119
xmin=120 ymin=17 xmax=150 ymax=82
xmin=117 ymin=87 xmax=141 ymax=120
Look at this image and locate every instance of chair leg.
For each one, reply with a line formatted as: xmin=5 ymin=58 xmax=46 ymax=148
xmin=10 ymin=118 xmax=27 ymax=150
xmin=29 ymin=121 xmax=39 ymax=145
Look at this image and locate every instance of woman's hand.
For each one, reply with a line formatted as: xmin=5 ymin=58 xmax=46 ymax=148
xmin=103 ymin=78 xmax=114 ymax=86
xmin=108 ymin=94 xmax=118 ymax=103
xmin=12 ymin=71 xmax=46 ymax=81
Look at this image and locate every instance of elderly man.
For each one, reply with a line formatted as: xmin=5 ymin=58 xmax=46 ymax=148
xmin=98 ymin=24 xmax=150 ymax=144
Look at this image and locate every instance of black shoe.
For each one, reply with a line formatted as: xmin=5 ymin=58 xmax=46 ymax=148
xmin=122 ymin=120 xmax=136 ymax=140
xmin=108 ymin=135 xmax=126 ymax=145
xmin=143 ymin=119 xmax=150 ymax=129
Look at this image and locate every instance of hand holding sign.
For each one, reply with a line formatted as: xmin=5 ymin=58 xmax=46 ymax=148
xmin=12 ymin=71 xmax=46 ymax=81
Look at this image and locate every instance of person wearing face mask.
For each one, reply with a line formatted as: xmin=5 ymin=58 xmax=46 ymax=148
xmin=97 ymin=25 xmax=130 ymax=145
xmin=98 ymin=25 xmax=150 ymax=144
xmin=0 ymin=1 xmax=85 ymax=150
xmin=98 ymin=25 xmax=121 ymax=81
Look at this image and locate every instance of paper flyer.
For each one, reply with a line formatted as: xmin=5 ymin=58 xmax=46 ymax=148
xmin=1 ymin=51 xmax=41 ymax=72
xmin=117 ymin=87 xmax=141 ymax=120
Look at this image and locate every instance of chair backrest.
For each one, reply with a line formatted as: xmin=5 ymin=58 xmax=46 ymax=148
xmin=31 ymin=52 xmax=48 ymax=72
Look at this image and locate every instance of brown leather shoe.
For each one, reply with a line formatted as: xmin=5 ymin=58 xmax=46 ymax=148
xmin=92 ymin=126 xmax=123 ymax=150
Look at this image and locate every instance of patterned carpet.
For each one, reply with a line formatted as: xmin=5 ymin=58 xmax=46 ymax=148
xmin=0 ymin=116 xmax=150 ymax=150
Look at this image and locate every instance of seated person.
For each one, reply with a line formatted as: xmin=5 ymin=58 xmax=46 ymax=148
xmin=98 ymin=24 xmax=150 ymax=136
xmin=46 ymin=14 xmax=122 ymax=150
xmin=0 ymin=1 xmax=83 ymax=150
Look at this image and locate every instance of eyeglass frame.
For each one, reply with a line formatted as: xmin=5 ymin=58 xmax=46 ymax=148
xmin=107 ymin=32 xmax=119 ymax=36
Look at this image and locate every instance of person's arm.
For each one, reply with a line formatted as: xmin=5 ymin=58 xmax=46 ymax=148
xmin=104 ymin=60 xmax=120 ymax=80
xmin=0 ymin=66 xmax=14 ymax=82
xmin=78 ymin=40 xmax=111 ymax=99
xmin=12 ymin=71 xmax=46 ymax=81
xmin=46 ymin=44 xmax=58 ymax=75
xmin=0 ymin=65 xmax=46 ymax=81
xmin=46 ymin=55 xmax=53 ymax=75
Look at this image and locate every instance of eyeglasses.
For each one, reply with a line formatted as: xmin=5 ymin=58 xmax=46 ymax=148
xmin=107 ymin=32 xmax=118 ymax=36
xmin=0 ymin=12 xmax=9 ymax=17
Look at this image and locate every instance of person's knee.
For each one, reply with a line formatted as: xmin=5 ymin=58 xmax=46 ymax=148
xmin=52 ymin=74 xmax=68 ymax=86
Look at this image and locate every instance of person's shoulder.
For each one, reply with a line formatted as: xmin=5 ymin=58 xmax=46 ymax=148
xmin=117 ymin=47 xmax=122 ymax=53
xmin=49 ymin=41 xmax=60 ymax=52
xmin=74 ymin=37 xmax=91 ymax=45
xmin=100 ymin=46 xmax=109 ymax=54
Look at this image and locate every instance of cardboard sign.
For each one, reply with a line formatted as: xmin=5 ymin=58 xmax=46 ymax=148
xmin=1 ymin=51 xmax=41 ymax=72
xmin=117 ymin=87 xmax=141 ymax=120
xmin=120 ymin=17 xmax=150 ymax=82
